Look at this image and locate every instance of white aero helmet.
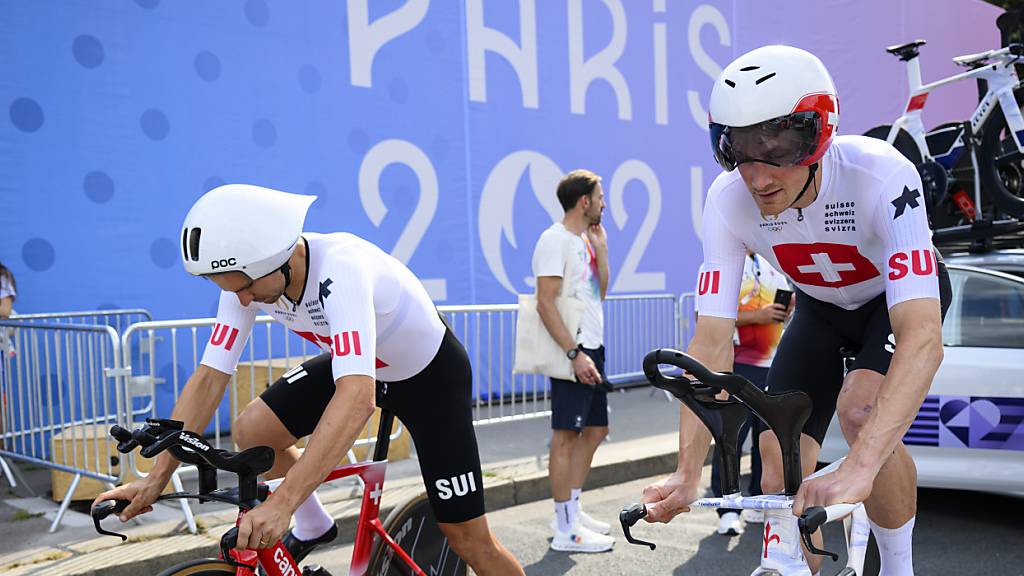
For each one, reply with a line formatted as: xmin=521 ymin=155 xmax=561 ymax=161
xmin=181 ymin=184 xmax=316 ymax=278
xmin=708 ymin=45 xmax=839 ymax=171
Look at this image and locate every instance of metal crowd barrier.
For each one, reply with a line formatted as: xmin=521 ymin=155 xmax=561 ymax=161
xmin=0 ymin=320 xmax=126 ymax=532
xmin=603 ymin=294 xmax=679 ymax=386
xmin=9 ymin=308 xmax=153 ymax=332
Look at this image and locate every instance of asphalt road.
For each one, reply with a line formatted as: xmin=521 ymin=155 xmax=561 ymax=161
xmin=306 ymin=464 xmax=1024 ymax=575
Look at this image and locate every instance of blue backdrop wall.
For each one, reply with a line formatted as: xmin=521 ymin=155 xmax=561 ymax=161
xmin=0 ymin=0 xmax=1001 ymax=319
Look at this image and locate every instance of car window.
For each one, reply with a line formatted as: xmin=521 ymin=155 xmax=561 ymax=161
xmin=945 ymin=270 xmax=1024 ymax=348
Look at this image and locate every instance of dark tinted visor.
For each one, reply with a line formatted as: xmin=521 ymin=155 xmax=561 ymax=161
xmin=710 ymin=111 xmax=821 ymax=171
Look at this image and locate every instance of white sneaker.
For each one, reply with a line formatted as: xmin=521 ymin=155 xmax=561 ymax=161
xmin=741 ymin=508 xmax=764 ymax=524
xmin=550 ymin=522 xmax=615 ymax=553
xmin=717 ymin=511 xmax=744 ymax=536
xmin=550 ymin=510 xmax=611 ymax=535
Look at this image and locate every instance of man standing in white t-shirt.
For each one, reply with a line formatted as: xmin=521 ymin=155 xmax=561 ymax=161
xmin=531 ymin=169 xmax=614 ymax=553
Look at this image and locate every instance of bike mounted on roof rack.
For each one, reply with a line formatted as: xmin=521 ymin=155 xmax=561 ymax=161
xmin=865 ymin=10 xmax=1024 ymax=254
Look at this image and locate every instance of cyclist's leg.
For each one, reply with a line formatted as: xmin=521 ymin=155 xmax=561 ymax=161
xmin=381 ymin=328 xmax=524 ymax=576
xmin=758 ymin=296 xmax=845 ymax=495
xmin=758 ymin=295 xmax=845 ymax=574
xmin=235 ymin=353 xmax=337 ymax=542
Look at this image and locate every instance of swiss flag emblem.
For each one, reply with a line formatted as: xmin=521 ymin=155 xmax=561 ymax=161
xmin=772 ymin=243 xmax=879 ymax=288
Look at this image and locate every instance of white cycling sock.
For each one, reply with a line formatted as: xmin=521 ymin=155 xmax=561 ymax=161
xmin=571 ymin=488 xmax=583 ymax=511
xmin=554 ymin=500 xmax=575 ymax=533
xmin=869 ymin=516 xmax=915 ymax=576
xmin=291 ymin=493 xmax=334 ymax=541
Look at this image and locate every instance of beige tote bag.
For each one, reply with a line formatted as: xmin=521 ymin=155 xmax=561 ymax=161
xmin=513 ymin=293 xmax=585 ymax=381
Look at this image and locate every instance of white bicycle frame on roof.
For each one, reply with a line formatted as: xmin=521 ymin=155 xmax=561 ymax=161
xmin=886 ymin=43 xmax=1024 ymax=210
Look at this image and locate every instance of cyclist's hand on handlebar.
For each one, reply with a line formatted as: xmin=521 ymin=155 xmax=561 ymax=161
xmin=236 ymin=499 xmax=292 ymax=551
xmin=792 ymin=462 xmax=873 ymax=516
xmin=92 ymin=479 xmax=162 ymax=522
xmin=640 ymin=473 xmax=698 ymax=523
xmin=572 ymin=353 xmax=601 ymax=386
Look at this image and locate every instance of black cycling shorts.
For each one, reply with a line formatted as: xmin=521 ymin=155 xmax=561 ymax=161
xmin=550 ymin=346 xmax=609 ymax=432
xmin=765 ymin=261 xmax=952 ymax=445
xmin=260 ymin=326 xmax=485 ymax=524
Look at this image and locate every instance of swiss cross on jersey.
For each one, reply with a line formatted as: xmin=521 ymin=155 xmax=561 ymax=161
xmin=772 ymin=243 xmax=880 ymax=288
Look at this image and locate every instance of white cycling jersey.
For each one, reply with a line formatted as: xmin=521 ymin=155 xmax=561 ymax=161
xmin=201 ymin=232 xmax=445 ymax=382
xmin=697 ymin=135 xmax=940 ymax=319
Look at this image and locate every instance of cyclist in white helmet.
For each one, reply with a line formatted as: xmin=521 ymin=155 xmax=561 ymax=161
xmin=640 ymin=46 xmax=950 ymax=575
xmin=96 ymin=185 xmax=524 ymax=575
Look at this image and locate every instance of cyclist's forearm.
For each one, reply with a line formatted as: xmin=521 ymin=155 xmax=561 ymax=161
xmin=152 ymin=367 xmax=229 ymax=480
xmin=846 ymin=325 xmax=942 ymax=476
xmin=675 ymin=333 xmax=733 ymax=482
xmin=270 ymin=375 xmax=376 ymax=513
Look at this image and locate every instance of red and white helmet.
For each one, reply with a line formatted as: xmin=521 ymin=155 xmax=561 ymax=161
xmin=181 ymin=184 xmax=315 ymax=278
xmin=708 ymin=45 xmax=839 ymax=171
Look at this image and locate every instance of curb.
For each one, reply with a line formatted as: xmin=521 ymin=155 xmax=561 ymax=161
xmin=2 ymin=433 xmax=684 ymax=576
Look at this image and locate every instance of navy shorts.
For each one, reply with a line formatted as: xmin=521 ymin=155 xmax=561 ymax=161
xmin=550 ymin=346 xmax=609 ymax=432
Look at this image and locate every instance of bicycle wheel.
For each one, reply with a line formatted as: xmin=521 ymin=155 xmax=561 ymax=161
xmin=863 ymin=125 xmax=922 ymax=165
xmin=156 ymin=558 xmax=235 ymax=576
xmin=365 ymin=491 xmax=467 ymax=576
xmin=979 ymin=98 xmax=1024 ymax=219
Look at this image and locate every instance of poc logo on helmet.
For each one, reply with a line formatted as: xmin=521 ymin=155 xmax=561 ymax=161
xmin=210 ymin=258 xmax=237 ymax=270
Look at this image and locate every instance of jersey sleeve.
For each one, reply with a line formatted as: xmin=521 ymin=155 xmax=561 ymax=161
xmin=872 ymin=163 xmax=940 ymax=308
xmin=318 ymin=261 xmax=378 ymax=381
xmin=200 ymin=290 xmax=258 ymax=374
xmin=695 ymin=189 xmax=747 ymax=320
xmin=532 ymin=230 xmax=565 ymax=278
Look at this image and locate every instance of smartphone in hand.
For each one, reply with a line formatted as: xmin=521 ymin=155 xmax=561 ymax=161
xmin=773 ymin=288 xmax=794 ymax=309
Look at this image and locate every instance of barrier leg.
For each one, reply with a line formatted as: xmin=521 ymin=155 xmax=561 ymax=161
xmin=0 ymin=455 xmax=17 ymax=488
xmin=49 ymin=473 xmax=81 ymax=533
xmin=171 ymin=471 xmax=197 ymax=534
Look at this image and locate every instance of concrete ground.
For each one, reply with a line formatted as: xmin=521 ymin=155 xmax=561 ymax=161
xmin=0 ymin=386 xmax=683 ymax=575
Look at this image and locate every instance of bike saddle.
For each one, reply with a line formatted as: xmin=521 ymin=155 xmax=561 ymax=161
xmin=886 ymin=39 xmax=927 ymax=61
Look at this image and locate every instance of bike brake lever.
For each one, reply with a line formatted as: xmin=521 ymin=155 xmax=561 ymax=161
xmin=91 ymin=499 xmax=130 ymax=541
xmin=798 ymin=507 xmax=840 ymax=562
xmin=219 ymin=527 xmax=258 ymax=571
xmin=619 ymin=503 xmax=656 ymax=550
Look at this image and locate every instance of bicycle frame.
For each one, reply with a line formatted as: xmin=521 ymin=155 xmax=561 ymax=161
xmin=886 ymin=44 xmax=1024 ymax=210
xmin=688 ymin=459 xmax=870 ymax=576
xmin=226 ymin=459 xmax=425 ymax=576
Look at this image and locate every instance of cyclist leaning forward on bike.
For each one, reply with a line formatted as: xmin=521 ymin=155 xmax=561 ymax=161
xmin=640 ymin=45 xmax=951 ymax=576
xmin=95 ymin=185 xmax=524 ymax=576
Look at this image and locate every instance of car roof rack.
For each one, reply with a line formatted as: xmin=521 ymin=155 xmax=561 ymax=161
xmin=933 ymin=218 xmax=1024 ymax=255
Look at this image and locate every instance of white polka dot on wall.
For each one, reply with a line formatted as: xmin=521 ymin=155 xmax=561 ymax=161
xmin=252 ymin=119 xmax=277 ymax=149
xmin=9 ymin=98 xmax=44 ymax=132
xmin=84 ymin=171 xmax=114 ymax=204
xmin=22 ymin=238 xmax=55 ymax=272
xmin=194 ymin=51 xmax=221 ymax=82
xmin=140 ymin=109 xmax=170 ymax=141
xmin=72 ymin=35 xmax=104 ymax=69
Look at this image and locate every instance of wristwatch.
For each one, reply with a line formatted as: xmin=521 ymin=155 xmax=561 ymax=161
xmin=566 ymin=345 xmax=581 ymax=360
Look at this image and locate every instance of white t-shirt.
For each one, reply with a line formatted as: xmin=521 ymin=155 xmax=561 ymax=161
xmin=697 ymin=135 xmax=939 ymax=319
xmin=0 ymin=273 xmax=14 ymax=301
xmin=532 ymin=223 xmax=604 ymax=349
xmin=200 ymin=232 xmax=445 ymax=383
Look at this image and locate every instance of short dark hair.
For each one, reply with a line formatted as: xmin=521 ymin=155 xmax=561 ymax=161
xmin=556 ymin=169 xmax=601 ymax=212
